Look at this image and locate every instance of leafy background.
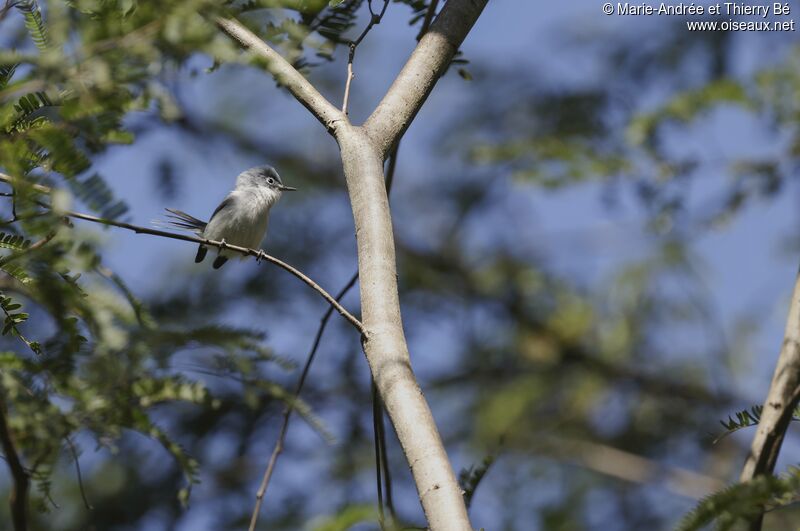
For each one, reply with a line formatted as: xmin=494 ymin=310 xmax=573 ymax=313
xmin=0 ymin=0 xmax=799 ymax=529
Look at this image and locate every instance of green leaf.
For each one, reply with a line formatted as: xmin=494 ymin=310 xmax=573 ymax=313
xmin=0 ymin=64 xmax=17 ymax=91
xmin=459 ymin=454 xmax=495 ymax=509
xmin=678 ymin=468 xmax=800 ymax=531
xmin=1 ymin=263 xmax=33 ymax=285
xmin=714 ymin=404 xmax=800 ymax=444
xmin=0 ymin=232 xmax=31 ymax=251
xmin=15 ymin=1 xmax=49 ymax=51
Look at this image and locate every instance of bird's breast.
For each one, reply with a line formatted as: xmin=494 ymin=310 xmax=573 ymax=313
xmin=203 ymin=191 xmax=272 ymax=251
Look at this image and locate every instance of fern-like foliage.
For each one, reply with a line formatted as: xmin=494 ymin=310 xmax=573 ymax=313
xmin=7 ymin=91 xmax=56 ymax=134
xmin=0 ymin=63 xmax=17 ymax=91
xmin=458 ymin=454 xmax=495 ymax=509
xmin=0 ymin=232 xmax=31 ymax=251
xmin=0 ymin=260 xmax=33 ymax=285
xmin=311 ymin=0 xmax=363 ymax=44
xmin=0 ymin=0 xmax=337 ymax=515
xmin=0 ymin=291 xmax=41 ymax=355
xmin=678 ymin=467 xmax=800 ymax=531
xmin=68 ymin=172 xmax=129 ymax=220
xmin=15 ymin=0 xmax=49 ymax=51
xmin=715 ymin=404 xmax=800 ymax=443
xmin=406 ymin=0 xmax=429 ymax=24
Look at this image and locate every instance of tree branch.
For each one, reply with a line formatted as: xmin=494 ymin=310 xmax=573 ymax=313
xmin=364 ymin=0 xmax=488 ymax=158
xmin=0 ymin=388 xmax=29 ymax=531
xmin=339 ymin=124 xmax=471 ymax=529
xmin=214 ymin=16 xmax=346 ymax=132
xmin=75 ymin=211 xmax=364 ymax=332
xmin=0 ymin=173 xmax=363 ymax=333
xmin=215 ymin=5 xmax=491 ymax=527
xmin=740 ymin=266 xmax=800 ymax=529
xmin=741 ymin=267 xmax=800 ymax=479
xmin=248 ymin=143 xmax=402 ymax=528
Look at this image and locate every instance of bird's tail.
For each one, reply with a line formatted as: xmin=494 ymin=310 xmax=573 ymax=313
xmin=153 ymin=208 xmax=207 ymax=233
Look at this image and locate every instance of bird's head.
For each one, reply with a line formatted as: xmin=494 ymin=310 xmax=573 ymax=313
xmin=236 ymin=165 xmax=297 ymax=194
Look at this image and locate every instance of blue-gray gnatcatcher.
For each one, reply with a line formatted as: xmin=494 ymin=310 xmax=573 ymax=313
xmin=162 ymin=165 xmax=296 ymax=269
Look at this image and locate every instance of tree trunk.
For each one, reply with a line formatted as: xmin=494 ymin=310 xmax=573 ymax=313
xmin=337 ymin=124 xmax=472 ymax=529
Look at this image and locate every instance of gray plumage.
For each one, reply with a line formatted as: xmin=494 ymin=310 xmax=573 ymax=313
xmin=162 ymin=165 xmax=295 ymax=269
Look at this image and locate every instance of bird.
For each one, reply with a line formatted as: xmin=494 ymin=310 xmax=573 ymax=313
xmin=161 ymin=165 xmax=296 ymax=269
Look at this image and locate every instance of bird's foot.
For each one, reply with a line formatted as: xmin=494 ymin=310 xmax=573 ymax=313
xmin=256 ymin=250 xmax=267 ymax=263
xmin=219 ymin=238 xmax=228 ymax=250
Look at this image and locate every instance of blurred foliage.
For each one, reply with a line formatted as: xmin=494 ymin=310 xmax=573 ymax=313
xmin=456 ymin=37 xmax=800 ymax=236
xmin=715 ymin=405 xmax=800 ymax=444
xmin=678 ymin=467 xmax=800 ymax=531
xmin=423 ymin=18 xmax=800 ymax=531
xmin=0 ymin=1 xmax=799 ymax=531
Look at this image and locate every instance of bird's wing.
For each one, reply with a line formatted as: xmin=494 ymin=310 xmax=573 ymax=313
xmin=209 ymin=194 xmax=236 ymax=223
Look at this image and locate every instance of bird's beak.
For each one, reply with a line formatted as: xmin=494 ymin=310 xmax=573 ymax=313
xmin=279 ymin=185 xmax=297 ymax=191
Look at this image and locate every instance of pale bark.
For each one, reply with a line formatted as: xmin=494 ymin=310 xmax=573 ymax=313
xmin=216 ymin=2 xmax=490 ymax=528
xmin=214 ymin=18 xmax=345 ymax=131
xmin=740 ymin=267 xmax=800 ymax=482
xmin=365 ymin=0 xmax=488 ymax=158
xmin=337 ymin=125 xmax=471 ymax=528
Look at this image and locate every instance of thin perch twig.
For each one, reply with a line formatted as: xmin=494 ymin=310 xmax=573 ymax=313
xmin=0 ymin=173 xmax=363 ymax=333
xmin=74 ymin=211 xmax=364 ymax=332
xmin=341 ymin=0 xmax=390 ymax=115
xmin=342 ymin=58 xmax=354 ymax=115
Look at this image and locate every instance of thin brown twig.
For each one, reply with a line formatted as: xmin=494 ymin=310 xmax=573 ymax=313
xmin=64 ymin=436 xmax=92 ymax=510
xmin=341 ymin=0 xmax=390 ymax=115
xmin=0 ymin=388 xmax=29 ymax=531
xmin=0 ymin=0 xmax=18 ymax=22
xmin=377 ymin=391 xmax=395 ymax=522
xmin=342 ymin=58 xmax=354 ymax=115
xmin=0 ymin=174 xmax=50 ymax=194
xmin=64 ymin=210 xmax=362 ymax=330
xmin=372 ymin=380 xmax=386 ymax=530
xmin=416 ymin=0 xmax=440 ymax=41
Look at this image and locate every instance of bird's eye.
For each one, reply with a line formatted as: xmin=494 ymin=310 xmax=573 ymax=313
xmin=267 ymin=178 xmax=275 ymax=185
